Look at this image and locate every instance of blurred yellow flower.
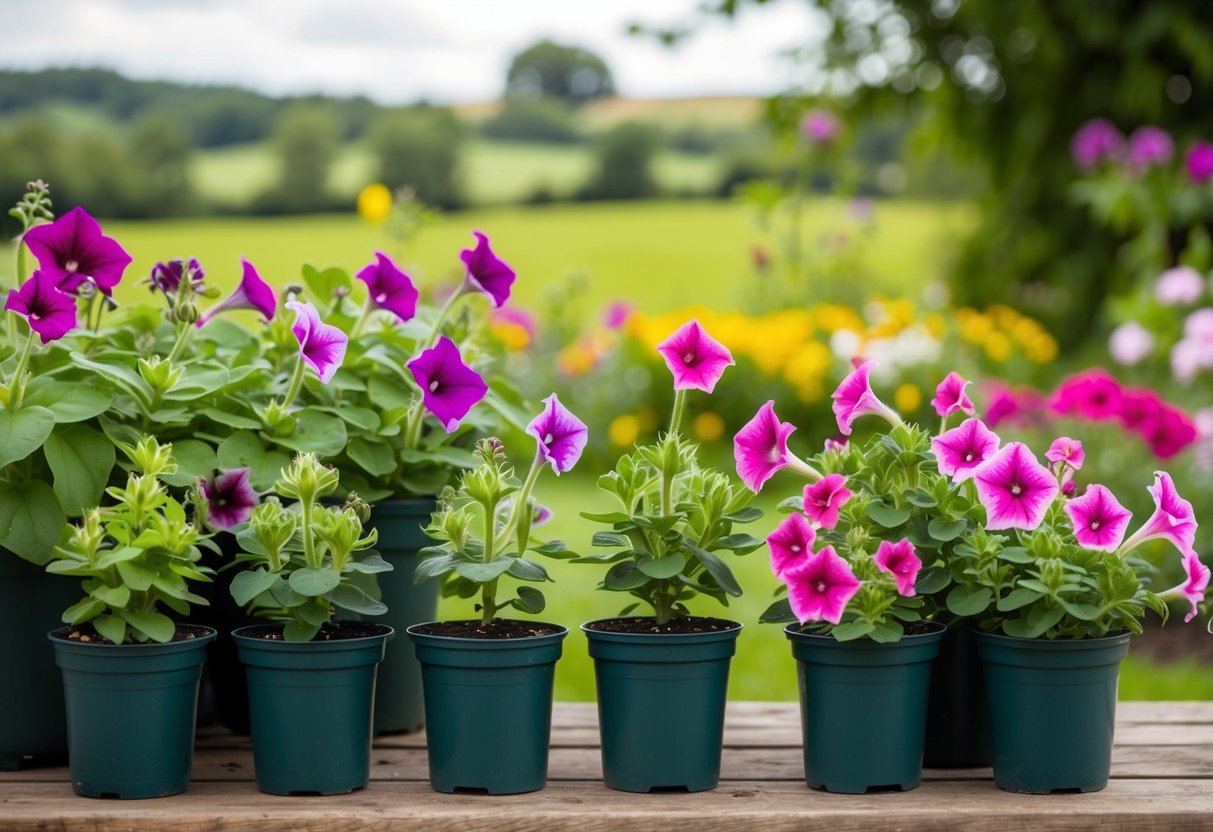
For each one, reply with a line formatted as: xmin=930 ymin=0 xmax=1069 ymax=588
xmin=1026 ymin=335 xmax=1059 ymax=363
xmin=983 ymin=331 xmax=1012 ymax=362
xmin=693 ymin=411 xmax=725 ymax=441
xmin=893 ymin=383 xmax=922 ymax=413
xmin=489 ymin=322 xmax=530 ymax=351
xmin=558 ymin=340 xmax=599 ymax=375
xmin=609 ymin=414 xmax=641 ymax=447
xmin=357 ymin=183 xmax=392 ymax=224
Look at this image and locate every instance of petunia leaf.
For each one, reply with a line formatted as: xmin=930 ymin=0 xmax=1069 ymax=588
xmin=867 ymin=502 xmax=912 ymax=528
xmin=0 ymin=480 xmax=65 ymax=565
xmin=0 ymin=405 xmax=56 ymax=469
xmin=42 ymin=423 xmax=114 ymax=515
xmin=22 ymin=380 xmax=112 ymax=423
xmin=946 ymin=585 xmax=993 ymax=617
xmin=927 ymin=517 xmax=967 ymax=542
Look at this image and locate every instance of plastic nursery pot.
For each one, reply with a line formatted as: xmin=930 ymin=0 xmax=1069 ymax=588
xmin=232 ymin=622 xmax=392 ymax=796
xmin=408 ymin=622 xmax=568 ymax=795
xmin=49 ymin=625 xmax=216 ymax=799
xmin=583 ymin=617 xmax=741 ymax=793
xmin=0 ymin=553 xmax=79 ymax=770
xmin=787 ymin=621 xmax=945 ymax=794
xmin=975 ymin=630 xmax=1131 ymax=794
xmin=923 ymin=624 xmax=991 ymax=768
xmin=367 ymin=499 xmax=440 ymax=735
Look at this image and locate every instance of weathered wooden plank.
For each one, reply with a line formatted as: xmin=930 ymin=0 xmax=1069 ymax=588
xmin=2 ymin=779 xmax=1213 ymax=832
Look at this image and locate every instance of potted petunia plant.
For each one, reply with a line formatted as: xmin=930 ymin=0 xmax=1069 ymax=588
xmin=579 ymin=319 xmax=764 ymax=794
xmin=408 ymin=393 xmax=586 ymax=795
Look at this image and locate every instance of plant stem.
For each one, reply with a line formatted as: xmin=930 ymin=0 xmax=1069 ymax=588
xmin=276 ymin=354 xmax=307 ymax=411
xmin=668 ymin=389 xmax=687 ymax=435
xmin=7 ymin=330 xmax=36 ymax=412
xmin=166 ymin=322 xmax=193 ymax=364
xmin=481 ymin=496 xmax=497 ymax=625
xmin=301 ymin=496 xmax=318 ymax=570
xmin=423 ymin=282 xmax=466 ymax=350
xmin=350 ymin=297 xmax=376 ymax=338
xmin=402 ymin=399 xmax=427 ymax=450
xmin=495 ymin=450 xmax=544 ymax=556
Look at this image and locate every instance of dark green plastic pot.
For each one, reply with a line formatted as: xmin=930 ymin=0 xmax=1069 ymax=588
xmin=923 ymin=624 xmax=991 ymax=768
xmin=583 ymin=618 xmax=741 ymax=793
xmin=975 ymin=630 xmax=1130 ymax=794
xmin=368 ymin=499 xmax=440 ymax=735
xmin=233 ymin=623 xmax=392 ymax=795
xmin=49 ymin=625 xmax=216 ymax=799
xmin=409 ymin=622 xmax=567 ymax=794
xmin=787 ymin=622 xmax=944 ymax=794
xmin=0 ymin=554 xmax=78 ymax=770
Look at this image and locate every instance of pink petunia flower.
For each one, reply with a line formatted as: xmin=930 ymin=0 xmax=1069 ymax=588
xmin=802 ymin=474 xmax=852 ymax=529
xmin=801 ymin=109 xmax=840 ymax=145
xmin=602 ymin=301 xmax=635 ymax=330
xmin=733 ymin=400 xmax=797 ymax=493
xmin=285 ymin=300 xmax=347 ymax=384
xmin=4 ymin=270 xmax=78 ymax=343
xmin=1064 ymin=485 xmax=1132 ymax=552
xmin=1184 ymin=308 xmax=1213 ymax=343
xmin=1108 ymin=321 xmax=1154 ymax=366
xmin=355 ymin=251 xmax=419 ymax=323
xmin=1121 ymin=472 xmax=1198 ymax=556
xmin=767 ymin=513 xmax=816 ymax=579
xmin=931 ymin=418 xmax=1001 ymax=482
xmin=1155 ymin=266 xmax=1205 ymax=307
xmin=973 ymin=442 xmax=1060 ymax=532
xmin=526 ymin=393 xmax=588 ymax=475
xmin=1046 ymin=437 xmax=1085 ymax=470
xmin=1050 ymin=370 xmax=1123 ymax=421
xmin=197 ymin=259 xmax=276 ymax=327
xmin=1071 ymin=119 xmax=1125 ymax=169
xmin=1158 ymin=551 xmax=1211 ymax=623
xmin=873 ymin=539 xmax=922 ymax=597
xmin=1187 ymin=140 xmax=1213 ymax=185
xmin=831 ymin=359 xmax=901 ymax=436
xmin=1062 ymin=479 xmax=1077 ymax=497
xmin=1138 ymin=405 xmax=1200 ymax=460
xmin=1126 ymin=125 xmax=1174 ymax=170
xmin=931 ymin=371 xmax=975 ymax=419
xmin=984 ymin=385 xmax=1021 ymax=429
xmin=406 ymin=336 xmax=489 ymax=433
xmin=782 ymin=545 xmax=861 ymax=625
xmin=656 ymin=319 xmax=735 ymax=393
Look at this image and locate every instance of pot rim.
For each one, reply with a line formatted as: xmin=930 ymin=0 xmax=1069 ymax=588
xmin=406 ymin=619 xmax=568 ymax=644
xmin=783 ymin=619 xmax=946 ymax=643
xmin=231 ymin=622 xmax=394 ymax=649
xmin=581 ymin=615 xmax=743 ymax=640
xmin=972 ymin=628 xmax=1132 ymax=648
xmin=46 ymin=624 xmax=217 ymax=649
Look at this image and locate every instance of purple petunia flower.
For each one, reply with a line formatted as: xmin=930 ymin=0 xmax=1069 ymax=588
xmin=873 ymin=539 xmax=922 ymax=597
xmin=1126 ymin=125 xmax=1174 ymax=170
xmin=603 ymin=301 xmax=635 ymax=330
xmin=831 ymin=359 xmax=901 ymax=436
xmin=1071 ymin=119 xmax=1125 ymax=170
xmin=1064 ymin=484 xmax=1132 ymax=552
xmin=782 ymin=545 xmax=861 ymax=625
xmin=22 ymin=206 xmax=132 ymax=295
xmin=931 ymin=371 xmax=975 ymax=419
xmin=1046 ymin=437 xmax=1085 ymax=470
xmin=1159 ymin=551 xmax=1211 ymax=623
xmin=148 ymin=258 xmax=204 ymax=295
xmin=656 ymin=319 xmax=735 ymax=393
xmin=801 ymin=109 xmax=840 ymax=145
xmin=932 ymin=418 xmax=1001 ymax=483
xmin=407 ymin=335 xmax=488 ymax=433
xmin=286 ymin=300 xmax=347 ymax=384
xmin=802 ymin=474 xmax=852 ymax=530
xmin=460 ymin=231 xmax=516 ymax=308
xmin=356 ymin=251 xmax=419 ymax=323
xmin=973 ymin=442 xmax=1059 ymax=532
xmin=526 ymin=393 xmax=588 ymax=475
xmin=1121 ymin=472 xmax=1198 ymax=557
xmin=197 ymin=259 xmax=277 ymax=327
xmin=733 ymin=400 xmax=797 ymax=493
xmin=200 ymin=468 xmax=259 ymax=529
xmin=4 ymin=271 xmax=78 ymax=343
xmin=767 ymin=512 xmax=816 ymax=580
xmin=1187 ymin=140 xmax=1213 ymax=185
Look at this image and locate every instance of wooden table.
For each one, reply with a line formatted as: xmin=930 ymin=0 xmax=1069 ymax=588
xmin=2 ymin=702 xmax=1211 ymax=831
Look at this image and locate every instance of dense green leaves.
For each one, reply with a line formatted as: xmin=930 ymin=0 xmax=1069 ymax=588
xmin=43 ymin=424 xmax=115 ymax=514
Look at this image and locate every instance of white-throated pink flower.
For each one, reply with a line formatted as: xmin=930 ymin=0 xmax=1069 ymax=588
xmin=931 ymin=372 xmax=975 ymax=419
xmin=734 ymin=400 xmax=797 ymax=492
xmin=873 ymin=539 xmax=922 ymax=597
xmin=656 ymin=319 xmax=735 ymax=393
xmin=1046 ymin=437 xmax=1085 ymax=470
xmin=1064 ymin=485 xmax=1132 ymax=552
xmin=526 ymin=393 xmax=588 ymax=475
xmin=1120 ymin=472 xmax=1198 ymax=556
xmin=831 ymin=359 xmax=901 ymax=435
xmin=803 ymin=474 xmax=852 ymax=529
xmin=285 ymin=300 xmax=347 ymax=384
xmin=356 ymin=251 xmax=418 ymax=323
xmin=200 ymin=468 xmax=259 ymax=529
xmin=1159 ymin=551 xmax=1210 ymax=623
xmin=931 ymin=418 xmax=1001 ymax=482
xmin=22 ymin=206 xmax=131 ymax=295
xmin=4 ymin=270 xmax=77 ymax=343
xmin=460 ymin=230 xmax=515 ymax=308
xmin=407 ymin=335 xmax=488 ymax=433
xmin=973 ymin=442 xmax=1059 ymax=532
xmin=767 ymin=513 xmax=816 ymax=579
xmin=197 ymin=258 xmax=276 ymax=327
xmin=782 ymin=545 xmax=861 ymax=625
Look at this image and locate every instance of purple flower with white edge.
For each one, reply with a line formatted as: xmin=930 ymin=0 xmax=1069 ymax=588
xmin=200 ymin=468 xmax=259 ymax=529
xmin=1064 ymin=485 xmax=1132 ymax=552
xmin=22 ymin=206 xmax=132 ymax=295
xmin=407 ymin=335 xmax=488 ymax=433
xmin=1121 ymin=472 xmax=1198 ymax=556
xmin=197 ymin=259 xmax=277 ymax=327
xmin=356 ymin=251 xmax=419 ymax=323
xmin=931 ymin=371 xmax=975 ymax=419
xmin=873 ymin=539 xmax=922 ymax=597
xmin=1071 ymin=119 xmax=1124 ymax=169
xmin=1156 ymin=266 xmax=1204 ymax=306
xmin=831 ymin=359 xmax=901 ymax=436
xmin=526 ymin=393 xmax=588 ymax=475
xmin=782 ymin=545 xmax=861 ymax=625
xmin=1126 ymin=125 xmax=1174 ymax=170
xmin=656 ymin=319 xmax=735 ymax=393
xmin=767 ymin=513 xmax=816 ymax=580
xmin=286 ymin=300 xmax=347 ymax=384
xmin=1187 ymin=140 xmax=1213 ymax=185
xmin=803 ymin=474 xmax=852 ymax=529
xmin=460 ymin=231 xmax=515 ymax=308
xmin=4 ymin=271 xmax=78 ymax=343
xmin=1046 ymin=437 xmax=1085 ymax=470
xmin=148 ymin=258 xmax=204 ymax=295
xmin=973 ymin=442 xmax=1059 ymax=532
xmin=1108 ymin=321 xmax=1154 ymax=366
xmin=931 ymin=418 xmax=1001 ymax=482
xmin=1159 ymin=551 xmax=1211 ymax=623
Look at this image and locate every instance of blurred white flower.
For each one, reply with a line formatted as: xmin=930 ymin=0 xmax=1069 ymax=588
xmin=1155 ymin=266 xmax=1205 ymax=306
xmin=1171 ymin=339 xmax=1204 ymax=381
xmin=1183 ymin=307 xmax=1213 ymax=344
xmin=829 ymin=329 xmax=862 ymax=361
xmin=1107 ymin=321 xmax=1154 ymax=365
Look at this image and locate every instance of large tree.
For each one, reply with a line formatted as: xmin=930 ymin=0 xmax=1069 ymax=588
xmin=506 ymin=40 xmax=615 ymax=106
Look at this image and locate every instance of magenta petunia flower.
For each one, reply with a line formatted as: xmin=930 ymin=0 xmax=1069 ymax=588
xmin=1121 ymin=472 xmax=1198 ymax=556
xmin=460 ymin=231 xmax=515 ymax=308
xmin=801 ymin=109 xmax=840 ymax=145
xmin=873 ymin=538 xmax=922 ymax=597
xmin=768 ymin=512 xmax=816 ymax=580
xmin=603 ymin=301 xmax=635 ymax=330
xmin=656 ymin=319 xmax=735 ymax=393
xmin=407 ymin=335 xmax=488 ymax=433
xmin=733 ymin=400 xmax=797 ymax=492
xmin=984 ymin=385 xmax=1021 ymax=429
xmin=21 ymin=206 xmax=132 ymax=295
xmin=526 ymin=393 xmax=588 ymax=475
xmin=1046 ymin=437 xmax=1085 ymax=470
xmin=931 ymin=371 xmax=975 ymax=419
xmin=1126 ymin=125 xmax=1174 ymax=170
xmin=973 ymin=442 xmax=1060 ymax=532
xmin=1064 ymin=485 xmax=1132 ymax=552
xmin=4 ymin=271 xmax=78 ymax=344
xmin=831 ymin=359 xmax=900 ymax=436
xmin=200 ymin=468 xmax=259 ymax=529
xmin=1139 ymin=406 xmax=1200 ymax=460
xmin=931 ymin=418 xmax=1001 ymax=482
xmin=803 ymin=474 xmax=852 ymax=529
xmin=1062 ymin=479 xmax=1077 ymax=497
xmin=148 ymin=258 xmax=204 ymax=295
xmin=1159 ymin=551 xmax=1211 ymax=623
xmin=197 ymin=259 xmax=277 ymax=327
xmin=1071 ymin=119 xmax=1124 ymax=169
xmin=1050 ymin=370 xmax=1122 ymax=421
xmin=1155 ymin=266 xmax=1205 ymax=307
xmin=1187 ymin=140 xmax=1213 ymax=185
xmin=783 ymin=545 xmax=861 ymax=625
xmin=285 ymin=300 xmax=347 ymax=384
xmin=355 ymin=251 xmax=419 ymax=323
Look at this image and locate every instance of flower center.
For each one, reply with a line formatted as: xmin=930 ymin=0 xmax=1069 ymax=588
xmin=767 ymin=447 xmax=783 ymax=463
xmin=898 ymin=564 xmax=910 ymax=573
xmin=65 ymin=260 xmax=79 ymax=273
xmin=682 ymin=351 xmax=696 ymax=365
xmin=428 ymin=380 xmax=440 ymax=392
xmin=1010 ymin=483 xmax=1023 ymax=496
xmin=815 ymin=581 xmax=827 ymax=593
xmin=1090 ymin=521 xmax=1100 ymax=531
xmin=375 ymin=292 xmax=387 ymax=303
xmin=544 ymin=432 xmax=554 ymax=444
xmin=964 ymin=452 xmax=974 ymax=462
xmin=790 ymin=545 xmax=801 ymax=553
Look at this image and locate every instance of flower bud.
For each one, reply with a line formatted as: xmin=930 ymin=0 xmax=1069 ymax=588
xmin=275 ymin=453 xmax=340 ymax=504
xmin=138 ymin=356 xmax=184 ymax=395
xmin=343 ymin=492 xmax=372 ymax=524
xmin=123 ymin=435 xmax=177 ymax=478
xmin=175 ymin=302 xmax=200 ymax=324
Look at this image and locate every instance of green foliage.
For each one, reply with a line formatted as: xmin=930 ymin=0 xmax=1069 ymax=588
xmin=258 ymin=104 xmax=341 ymax=214
xmin=505 ymin=40 xmax=614 ymax=106
xmin=370 ymin=107 xmax=465 ymax=209
xmin=580 ymin=121 xmax=661 ymax=200
xmin=481 ymin=99 xmax=585 ymax=145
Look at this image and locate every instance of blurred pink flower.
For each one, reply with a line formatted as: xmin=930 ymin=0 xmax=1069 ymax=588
xmin=1071 ymin=119 xmax=1124 ymax=169
xmin=1156 ymin=266 xmax=1204 ymax=306
xmin=1050 ymin=369 xmax=1122 ymax=421
xmin=931 ymin=371 xmax=975 ymax=419
xmin=1186 ymin=140 xmax=1213 ymax=184
xmin=1108 ymin=321 xmax=1154 ymax=365
xmin=1138 ymin=405 xmax=1199 ymax=459
xmin=602 ymin=301 xmax=635 ymax=330
xmin=801 ymin=109 xmax=840 ymax=145
xmin=1184 ymin=308 xmax=1213 ymax=343
xmin=1126 ymin=125 xmax=1174 ymax=170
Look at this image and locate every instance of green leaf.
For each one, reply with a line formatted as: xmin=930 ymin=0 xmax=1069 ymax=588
xmin=315 ymin=405 xmax=380 ymax=432
xmin=638 ymin=554 xmax=685 ymax=579
xmin=513 ymin=586 xmax=546 ymax=614
xmin=116 ymin=560 xmax=156 ymax=591
xmin=946 ymin=585 xmax=993 ymax=617
xmin=868 ymin=619 xmax=904 ymax=643
xmin=867 ymin=502 xmax=911 ymax=528
xmin=284 ymin=619 xmax=320 ymax=642
xmin=716 ymin=533 xmax=764 ymax=552
xmin=0 ymin=405 xmax=55 ymax=468
xmin=506 ymin=558 xmax=551 ymax=582
xmin=997 ymin=588 xmax=1044 ymax=612
xmin=759 ymin=597 xmax=795 ymax=624
xmin=927 ymin=517 xmax=967 ymax=542
xmin=93 ymin=615 xmax=127 ymax=645
xmin=302 ymin=263 xmax=351 ymax=300
xmin=42 ymin=423 xmax=115 ymax=514
xmin=160 ymin=439 xmax=218 ymax=488
xmin=288 ymin=568 xmax=342 ymax=597
xmin=122 ymin=610 xmax=175 ymax=643
xmin=454 ymin=558 xmax=515 ymax=582
xmin=414 ymin=553 xmax=458 ymax=583
xmin=62 ymin=596 xmax=105 ymax=625
xmin=202 ymin=407 xmax=262 ymax=430
xmin=348 ymin=437 xmax=396 ymax=477
xmin=330 ymin=583 xmax=388 ymax=616
xmin=688 ymin=545 xmax=742 ymax=597
xmin=581 ymin=511 xmax=631 ymax=524
xmin=905 ymin=490 xmax=938 ymax=508
xmin=1059 ymin=601 xmax=1101 ymax=621
xmin=997 ymin=547 xmax=1034 ymax=564
xmin=23 ymin=380 xmax=112 ymax=423
xmin=529 ymin=540 xmax=577 ymax=558
xmin=0 ymin=480 xmax=65 ymax=565
xmin=91 ymin=583 xmax=130 ymax=608
xmin=69 ymin=354 xmax=152 ymax=404
xmin=347 ymin=553 xmax=393 ymax=574
xmin=832 ymin=620 xmax=876 ymax=641
xmin=722 ymin=507 xmax=764 ymax=523
xmin=230 ymin=569 xmax=282 ymax=607
xmin=366 ymin=375 xmax=414 ymax=411
xmin=915 ymin=567 xmax=951 ymax=596
xmin=592 ymin=531 xmax=631 ymax=548
xmin=218 ymin=430 xmax=290 ymax=491
xmin=273 ymin=409 xmax=348 ymax=457
xmin=604 ymin=561 xmax=650 ymax=591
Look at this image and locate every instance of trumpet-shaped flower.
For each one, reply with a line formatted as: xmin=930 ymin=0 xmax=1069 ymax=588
xmin=1064 ymin=485 xmax=1132 ymax=552
xmin=831 ymin=359 xmax=900 ymax=435
xmin=407 ymin=336 xmax=488 ymax=433
xmin=656 ymin=319 xmax=735 ymax=393
xmin=4 ymin=271 xmax=78 ymax=343
xmin=197 ymin=259 xmax=276 ymax=327
xmin=803 ymin=474 xmax=852 ymax=529
xmin=286 ymin=300 xmax=347 ymax=384
xmin=200 ymin=468 xmax=259 ymax=529
xmin=460 ymin=231 xmax=515 ymax=308
xmin=1121 ymin=472 xmax=1198 ymax=556
xmin=931 ymin=372 xmax=975 ymax=419
xmin=931 ymin=418 xmax=1001 ymax=482
xmin=733 ymin=400 xmax=797 ymax=492
xmin=873 ymin=539 xmax=922 ymax=597
xmin=783 ymin=545 xmax=861 ymax=625
xmin=22 ymin=206 xmax=132 ymax=295
xmin=1046 ymin=437 xmax=1085 ymax=470
xmin=767 ymin=512 xmax=816 ymax=579
xmin=1159 ymin=551 xmax=1211 ymax=623
xmin=526 ymin=393 xmax=588 ymax=475
xmin=148 ymin=258 xmax=204 ymax=295
xmin=356 ymin=251 xmax=418 ymax=323
xmin=973 ymin=442 xmax=1059 ymax=531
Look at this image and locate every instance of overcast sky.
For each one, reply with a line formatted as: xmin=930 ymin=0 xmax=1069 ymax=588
xmin=0 ymin=0 xmax=826 ymax=103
